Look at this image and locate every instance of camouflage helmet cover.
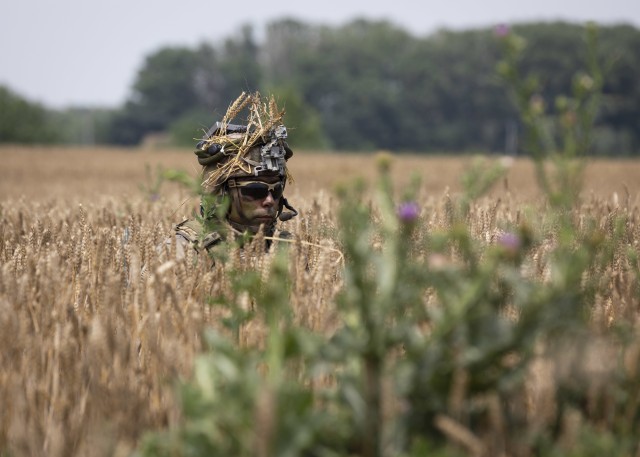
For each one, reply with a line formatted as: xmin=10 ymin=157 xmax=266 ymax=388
xmin=196 ymin=92 xmax=293 ymax=193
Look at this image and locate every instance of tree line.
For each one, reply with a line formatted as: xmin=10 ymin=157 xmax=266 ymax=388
xmin=2 ymin=20 xmax=639 ymax=155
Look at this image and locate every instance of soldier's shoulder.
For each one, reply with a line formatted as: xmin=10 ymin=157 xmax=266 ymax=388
xmin=174 ymin=219 xmax=202 ymax=243
xmin=174 ymin=218 xmax=223 ymax=251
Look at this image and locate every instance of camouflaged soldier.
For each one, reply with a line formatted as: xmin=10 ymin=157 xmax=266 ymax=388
xmin=174 ymin=93 xmax=298 ymax=255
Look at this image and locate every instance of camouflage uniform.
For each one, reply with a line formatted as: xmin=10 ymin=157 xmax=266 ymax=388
xmin=174 ymin=217 xmax=293 ymax=254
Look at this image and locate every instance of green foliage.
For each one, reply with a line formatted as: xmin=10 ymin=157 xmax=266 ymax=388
xmin=267 ymin=84 xmax=329 ymax=150
xmin=167 ymin=109 xmax=213 ymax=147
xmin=497 ymin=23 xmax=604 ymax=202
xmin=0 ymin=85 xmax=60 ymax=143
xmin=397 ymin=28 xmax=511 ymax=152
xmin=537 ymin=423 xmax=637 ymax=457
xmin=6 ymin=21 xmax=640 ymax=153
xmin=0 ymin=87 xmax=114 ymax=145
xmin=293 ymin=20 xmax=415 ymax=151
xmin=259 ymin=19 xmax=640 ymax=154
xmin=105 ymin=29 xmax=265 ymax=146
xmin=106 ymin=46 xmax=207 ymax=145
xmin=218 ymin=25 xmax=262 ymax=102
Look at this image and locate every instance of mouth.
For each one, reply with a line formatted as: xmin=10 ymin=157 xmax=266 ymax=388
xmin=253 ymin=216 xmax=275 ymax=223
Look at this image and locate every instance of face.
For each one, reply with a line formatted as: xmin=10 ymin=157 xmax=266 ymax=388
xmin=227 ymin=175 xmax=283 ymax=232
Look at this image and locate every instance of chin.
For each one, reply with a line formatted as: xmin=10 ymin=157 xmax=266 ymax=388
xmin=249 ymin=218 xmax=275 ymax=230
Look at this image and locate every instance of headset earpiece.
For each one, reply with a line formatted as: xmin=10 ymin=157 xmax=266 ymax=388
xmin=278 ymin=197 xmax=299 ymax=222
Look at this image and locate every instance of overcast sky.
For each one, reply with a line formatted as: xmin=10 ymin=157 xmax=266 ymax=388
xmin=1 ymin=0 xmax=638 ymax=109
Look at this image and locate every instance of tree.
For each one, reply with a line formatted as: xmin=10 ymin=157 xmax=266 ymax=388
xmin=595 ymin=24 xmax=640 ymax=154
xmin=395 ymin=28 xmax=516 ymax=152
xmin=292 ymin=19 xmax=414 ymax=150
xmin=266 ymin=84 xmax=328 ymax=150
xmin=106 ymin=47 xmax=206 ymax=144
xmin=217 ymin=25 xmax=262 ymax=108
xmin=102 ymin=20 xmax=640 ymax=154
xmin=106 ymin=26 xmax=266 ymax=146
xmin=0 ymin=85 xmax=60 ymax=144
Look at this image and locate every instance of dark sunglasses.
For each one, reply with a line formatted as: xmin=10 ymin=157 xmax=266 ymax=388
xmin=229 ymin=180 xmax=284 ymax=200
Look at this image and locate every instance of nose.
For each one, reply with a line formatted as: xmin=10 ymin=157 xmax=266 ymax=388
xmin=262 ymin=191 xmax=275 ymax=207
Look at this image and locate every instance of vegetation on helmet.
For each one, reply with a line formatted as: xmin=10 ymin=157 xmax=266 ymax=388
xmin=195 ymin=92 xmax=294 ymax=192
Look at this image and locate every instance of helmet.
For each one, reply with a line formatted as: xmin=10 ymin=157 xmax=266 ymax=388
xmin=195 ymin=92 xmax=293 ymax=189
xmin=196 ymin=122 xmax=293 ymax=192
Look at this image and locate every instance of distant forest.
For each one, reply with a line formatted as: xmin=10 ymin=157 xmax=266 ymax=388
xmin=2 ymin=19 xmax=639 ymax=155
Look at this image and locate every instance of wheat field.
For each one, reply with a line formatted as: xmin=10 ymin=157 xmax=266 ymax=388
xmin=2 ymin=146 xmax=640 ymax=203
xmin=1 ymin=146 xmax=639 ymax=456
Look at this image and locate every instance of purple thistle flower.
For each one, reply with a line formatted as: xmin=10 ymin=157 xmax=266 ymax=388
xmin=497 ymin=232 xmax=521 ymax=251
xmin=397 ymin=201 xmax=420 ymax=222
xmin=494 ymin=23 xmax=510 ymax=38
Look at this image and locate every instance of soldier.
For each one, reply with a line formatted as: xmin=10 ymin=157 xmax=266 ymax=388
xmin=173 ymin=93 xmax=298 ymax=255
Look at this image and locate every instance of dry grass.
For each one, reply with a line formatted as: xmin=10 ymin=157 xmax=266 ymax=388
xmin=2 ymin=145 xmax=640 ymax=204
xmin=0 ymin=145 xmax=639 ymax=456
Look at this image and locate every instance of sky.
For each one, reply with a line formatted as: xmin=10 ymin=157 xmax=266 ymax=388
xmin=1 ymin=0 xmax=638 ymax=109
